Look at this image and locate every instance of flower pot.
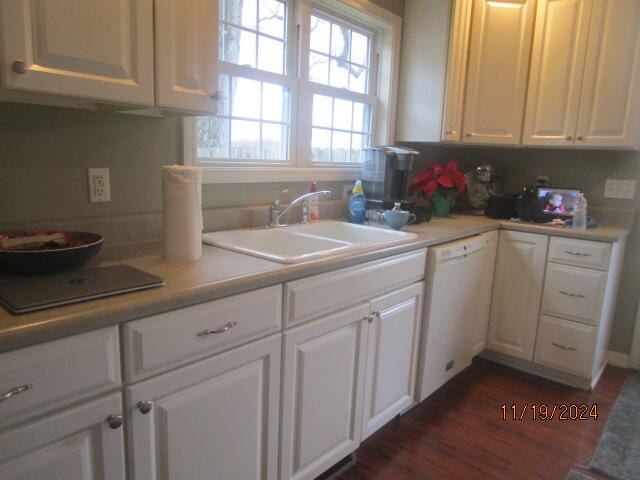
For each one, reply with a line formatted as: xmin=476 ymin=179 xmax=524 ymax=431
xmin=430 ymin=192 xmax=456 ymax=217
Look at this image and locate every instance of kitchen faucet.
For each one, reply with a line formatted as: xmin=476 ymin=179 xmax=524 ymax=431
xmin=269 ymin=189 xmax=331 ymax=227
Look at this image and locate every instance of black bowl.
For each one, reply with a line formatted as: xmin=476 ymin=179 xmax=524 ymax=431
xmin=0 ymin=231 xmax=103 ymax=274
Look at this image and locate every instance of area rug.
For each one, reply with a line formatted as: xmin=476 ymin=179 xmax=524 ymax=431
xmin=564 ymin=469 xmax=598 ymax=480
xmin=589 ymin=371 xmax=640 ymax=480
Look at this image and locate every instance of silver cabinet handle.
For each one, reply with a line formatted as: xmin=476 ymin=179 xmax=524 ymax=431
xmin=138 ymin=400 xmax=153 ymax=414
xmin=551 ymin=342 xmax=577 ymax=352
xmin=372 ymin=310 xmax=381 ymax=319
xmin=364 ymin=314 xmax=373 ymax=324
xmin=576 ymin=134 xmax=584 ymax=140
xmin=558 ymin=290 xmax=586 ymax=298
xmin=564 ymin=250 xmax=591 ymax=257
xmin=210 ymin=91 xmax=221 ymax=100
xmin=196 ymin=321 xmax=237 ymax=337
xmin=445 ymin=129 xmax=453 ymax=135
xmin=565 ymin=135 xmax=573 ymax=141
xmin=466 ymin=131 xmax=472 ymax=137
xmin=1 ymin=384 xmax=33 ymax=402
xmin=106 ymin=414 xmax=123 ymax=429
xmin=11 ymin=60 xmax=27 ymax=74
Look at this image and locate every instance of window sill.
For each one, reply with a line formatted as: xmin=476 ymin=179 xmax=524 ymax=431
xmin=199 ymin=166 xmax=361 ymax=184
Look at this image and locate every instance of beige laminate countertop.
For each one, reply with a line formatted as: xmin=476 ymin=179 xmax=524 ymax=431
xmin=0 ymin=215 xmax=630 ymax=354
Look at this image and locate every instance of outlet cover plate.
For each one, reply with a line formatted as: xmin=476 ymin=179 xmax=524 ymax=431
xmin=88 ymin=168 xmax=111 ymax=203
xmin=604 ymin=179 xmax=636 ymax=200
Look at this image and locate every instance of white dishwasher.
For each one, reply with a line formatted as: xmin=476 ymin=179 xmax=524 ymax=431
xmin=417 ymin=234 xmax=490 ymax=401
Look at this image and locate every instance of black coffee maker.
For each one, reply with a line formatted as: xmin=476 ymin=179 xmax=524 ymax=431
xmin=361 ymin=146 xmax=420 ymax=209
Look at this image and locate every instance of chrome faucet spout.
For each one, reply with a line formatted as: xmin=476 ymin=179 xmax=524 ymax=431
xmin=269 ymin=190 xmax=331 ymax=227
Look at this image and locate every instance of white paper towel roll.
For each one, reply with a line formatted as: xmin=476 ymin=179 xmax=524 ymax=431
xmin=162 ymin=165 xmax=203 ymax=261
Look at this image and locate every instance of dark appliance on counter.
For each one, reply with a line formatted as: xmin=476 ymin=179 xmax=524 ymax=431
xmin=485 ymin=194 xmax=518 ymax=219
xmin=361 ymin=146 xmax=419 ymax=210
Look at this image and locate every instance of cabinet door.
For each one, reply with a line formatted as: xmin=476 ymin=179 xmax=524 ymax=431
xmin=155 ymin=0 xmax=218 ymax=113
xmin=522 ymin=0 xmax=594 ymax=146
xmin=463 ymin=0 xmax=535 ymax=145
xmin=472 ymin=230 xmax=498 ymax=356
xmin=362 ymin=282 xmax=423 ymax=440
xmin=441 ymin=0 xmax=473 ymax=142
xmin=0 ymin=0 xmax=154 ymax=105
xmin=575 ymin=0 xmax=640 ymax=148
xmin=127 ymin=334 xmax=281 ymax=480
xmin=0 ymin=393 xmax=125 ymax=480
xmin=487 ymin=231 xmax=548 ymax=360
xmin=281 ymin=304 xmax=369 ymax=480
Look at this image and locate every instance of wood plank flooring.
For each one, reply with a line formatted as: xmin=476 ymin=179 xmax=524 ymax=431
xmin=337 ymin=358 xmax=629 ymax=480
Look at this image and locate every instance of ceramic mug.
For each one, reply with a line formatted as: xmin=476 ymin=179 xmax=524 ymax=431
xmin=382 ymin=209 xmax=416 ymax=230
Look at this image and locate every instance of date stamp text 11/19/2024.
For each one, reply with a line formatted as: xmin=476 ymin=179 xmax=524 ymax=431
xmin=501 ymin=403 xmax=599 ymax=421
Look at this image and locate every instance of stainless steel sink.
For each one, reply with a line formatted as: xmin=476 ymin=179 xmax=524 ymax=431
xmin=202 ymin=221 xmax=417 ymax=263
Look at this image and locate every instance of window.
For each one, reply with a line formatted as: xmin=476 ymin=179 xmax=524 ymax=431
xmin=186 ymin=0 xmax=401 ymax=183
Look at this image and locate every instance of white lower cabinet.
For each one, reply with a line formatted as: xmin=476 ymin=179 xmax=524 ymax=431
xmin=280 ymin=303 xmax=370 ymax=480
xmin=487 ymin=230 xmax=549 ymax=360
xmin=362 ymin=282 xmax=423 ymax=440
xmin=0 ymin=392 xmax=125 ymax=480
xmin=281 ymin=280 xmax=424 ymax=480
xmin=126 ymin=334 xmax=281 ymax=480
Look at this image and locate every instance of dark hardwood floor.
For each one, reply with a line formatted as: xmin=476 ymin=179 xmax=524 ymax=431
xmin=338 ymin=358 xmax=629 ymax=480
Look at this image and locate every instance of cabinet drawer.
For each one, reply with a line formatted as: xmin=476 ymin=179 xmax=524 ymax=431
xmin=284 ymin=249 xmax=426 ymax=326
xmin=541 ymin=263 xmax=607 ymax=325
xmin=548 ymin=237 xmax=611 ymax=270
xmin=0 ymin=326 xmax=121 ymax=429
xmin=534 ymin=315 xmax=597 ymax=378
xmin=123 ymin=285 xmax=282 ymax=381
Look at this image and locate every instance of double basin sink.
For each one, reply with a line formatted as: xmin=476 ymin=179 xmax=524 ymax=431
xmin=202 ymin=221 xmax=418 ymax=264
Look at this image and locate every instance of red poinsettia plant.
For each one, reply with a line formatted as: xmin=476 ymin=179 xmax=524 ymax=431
xmin=409 ymin=161 xmax=467 ymax=198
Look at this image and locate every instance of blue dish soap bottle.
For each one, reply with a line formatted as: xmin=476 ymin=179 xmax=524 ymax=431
xmin=348 ymin=180 xmax=366 ymax=224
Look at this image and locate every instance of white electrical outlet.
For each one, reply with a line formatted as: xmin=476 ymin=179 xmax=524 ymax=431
xmin=88 ymin=168 xmax=111 ymax=203
xmin=604 ymin=179 xmax=636 ymax=200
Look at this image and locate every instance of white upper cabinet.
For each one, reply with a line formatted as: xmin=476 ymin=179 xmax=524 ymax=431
xmin=154 ymin=0 xmax=218 ymax=114
xmin=576 ymin=0 xmax=640 ymax=148
xmin=441 ymin=0 xmax=473 ymax=142
xmin=523 ymin=0 xmax=594 ymax=146
xmin=462 ymin=0 xmax=536 ymax=145
xmin=0 ymin=0 xmax=154 ymax=106
xmin=524 ymin=0 xmax=640 ymax=148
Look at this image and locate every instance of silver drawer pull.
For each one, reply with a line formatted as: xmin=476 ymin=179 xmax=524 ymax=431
xmin=558 ymin=290 xmax=586 ymax=298
xmin=1 ymin=384 xmax=33 ymax=402
xmin=196 ymin=321 xmax=238 ymax=337
xmin=551 ymin=342 xmax=577 ymax=352
xmin=563 ymin=250 xmax=592 ymax=257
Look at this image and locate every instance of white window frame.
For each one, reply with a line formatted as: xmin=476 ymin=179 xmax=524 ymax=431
xmin=183 ymin=0 xmax=402 ymax=184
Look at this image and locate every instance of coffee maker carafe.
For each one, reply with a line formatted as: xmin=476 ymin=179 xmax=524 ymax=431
xmin=361 ymin=146 xmax=419 ymax=210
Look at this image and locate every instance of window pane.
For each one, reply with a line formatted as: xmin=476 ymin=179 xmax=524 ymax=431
xmin=309 ymin=52 xmax=329 ymax=85
xmin=332 ymin=131 xmax=351 ymax=163
xmin=349 ymin=65 xmax=367 ymax=94
xmin=231 ymin=120 xmax=260 ymax=159
xmin=312 ymin=95 xmax=332 ymax=128
xmin=331 ymin=24 xmax=348 ymax=59
xmin=258 ymin=0 xmax=285 ymax=38
xmin=262 ymin=123 xmax=286 ymax=160
xmin=352 ymin=102 xmax=365 ymax=132
xmin=197 ymin=116 xmax=229 ymax=158
xmin=258 ymin=37 xmax=284 ymax=74
xmin=351 ymin=133 xmax=365 ymax=162
xmin=333 ymin=99 xmax=352 ymax=131
xmin=241 ymin=0 xmax=258 ymax=30
xmin=262 ymin=83 xmax=287 ymax=122
xmin=329 ymin=58 xmax=348 ymax=89
xmin=350 ymin=31 xmax=369 ymax=65
xmin=311 ymin=128 xmax=331 ymax=162
xmin=215 ymin=75 xmax=231 ymax=116
xmin=232 ymin=78 xmax=261 ymax=118
xmin=310 ymin=16 xmax=331 ymax=54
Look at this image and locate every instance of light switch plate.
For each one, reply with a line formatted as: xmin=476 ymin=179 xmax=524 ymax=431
xmin=604 ymin=179 xmax=636 ymax=200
